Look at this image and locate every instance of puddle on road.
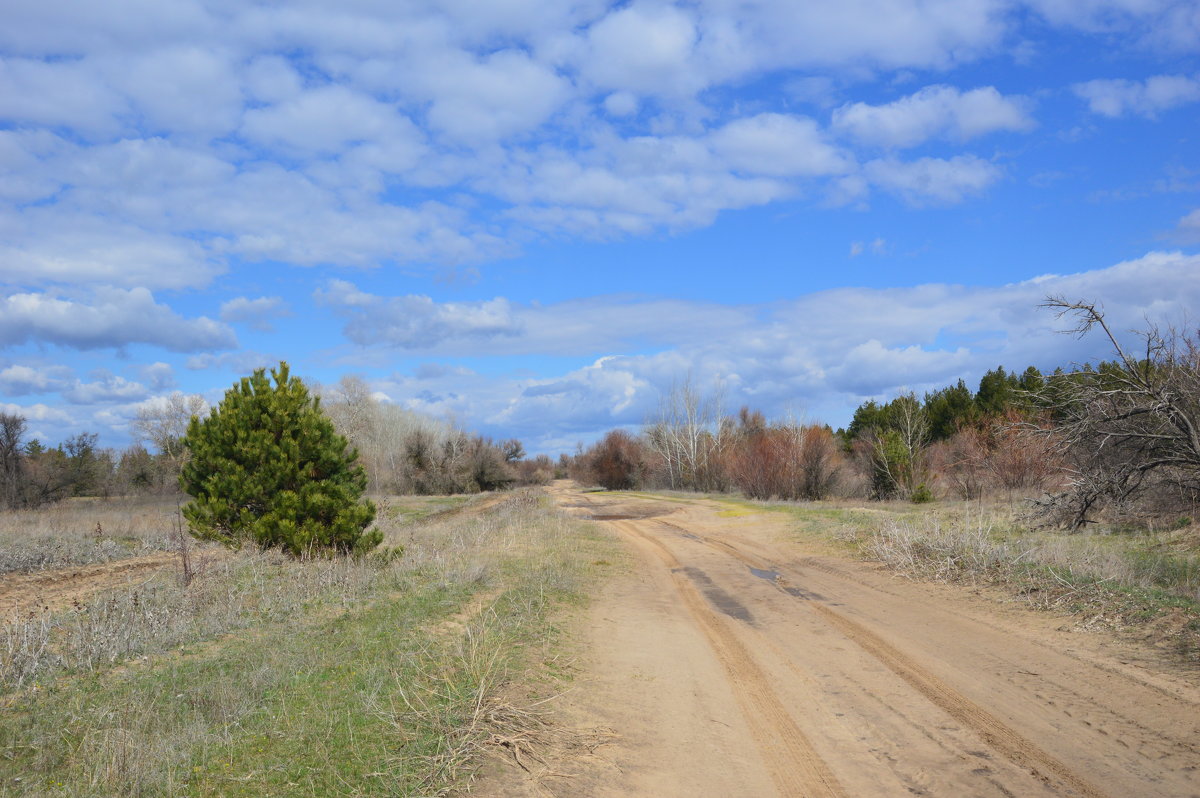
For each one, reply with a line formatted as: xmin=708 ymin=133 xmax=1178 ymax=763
xmin=748 ymin=566 xmax=780 ymax=582
xmin=782 ymin=585 xmax=827 ymax=601
xmin=677 ymin=566 xmax=755 ymax=624
xmin=580 ymin=504 xmax=676 ymax=522
xmin=746 ymin=565 xmax=828 ymax=601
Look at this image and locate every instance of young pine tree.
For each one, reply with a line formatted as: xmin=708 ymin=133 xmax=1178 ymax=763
xmin=180 ymin=362 xmax=380 ymax=556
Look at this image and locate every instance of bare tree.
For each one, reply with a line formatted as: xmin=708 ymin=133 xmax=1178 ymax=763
xmin=643 ymin=375 xmax=729 ymax=491
xmin=1034 ymin=298 xmax=1200 ymax=528
xmin=0 ymin=413 xmax=26 ymax=508
xmin=132 ymin=392 xmax=208 ymax=474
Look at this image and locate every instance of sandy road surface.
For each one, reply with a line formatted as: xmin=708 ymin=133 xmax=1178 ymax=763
xmin=484 ymin=485 xmax=1200 ymax=798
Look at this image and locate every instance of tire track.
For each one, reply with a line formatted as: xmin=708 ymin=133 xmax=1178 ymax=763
xmin=812 ymin=605 xmax=1110 ymax=798
xmin=612 ymin=519 xmax=847 ymax=798
xmin=656 ymin=520 xmax=1111 ymax=798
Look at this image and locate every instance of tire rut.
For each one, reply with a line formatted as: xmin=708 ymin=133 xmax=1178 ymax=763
xmin=659 ymin=520 xmax=1112 ymax=798
xmin=613 ymin=519 xmax=847 ymax=798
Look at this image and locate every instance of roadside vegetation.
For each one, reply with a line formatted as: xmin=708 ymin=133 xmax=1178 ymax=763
xmin=0 ymin=361 xmax=609 ymax=796
xmin=1 ymin=489 xmax=610 ymax=796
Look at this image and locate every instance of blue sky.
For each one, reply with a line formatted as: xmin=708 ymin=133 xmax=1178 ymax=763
xmin=2 ymin=0 xmax=1199 ymax=454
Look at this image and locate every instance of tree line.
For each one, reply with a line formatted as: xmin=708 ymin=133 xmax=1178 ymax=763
xmin=573 ymin=300 xmax=1200 ymax=531
xmin=0 ymin=377 xmax=545 ymax=512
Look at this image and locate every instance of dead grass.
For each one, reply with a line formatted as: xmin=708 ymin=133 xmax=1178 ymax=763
xmin=0 ymin=497 xmax=191 ymax=575
xmin=0 ymin=489 xmax=614 ymax=796
xmin=862 ymin=511 xmax=1200 ymax=658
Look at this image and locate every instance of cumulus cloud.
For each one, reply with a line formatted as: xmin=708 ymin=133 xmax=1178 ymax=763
xmin=864 ymin=155 xmax=1001 ymax=205
xmin=416 ymin=48 xmax=571 ymax=143
xmin=317 ymin=280 xmax=522 ymax=349
xmin=63 ymin=374 xmax=149 ymax=404
xmin=0 ymin=1 xmax=1114 ymax=280
xmin=832 ymin=85 xmax=1033 ymax=148
xmin=242 ymin=86 xmax=421 ymax=156
xmin=1073 ymin=74 xmax=1200 ymax=117
xmin=138 ymin=362 xmax=175 ymax=391
xmin=318 ymin=280 xmax=754 ymax=356
xmin=0 ymin=401 xmax=73 ymax=425
xmin=0 ymin=287 xmax=237 ymax=352
xmin=355 ymin=252 xmax=1200 ymax=451
xmin=0 ymin=363 xmax=71 ymax=395
xmin=709 ymin=113 xmax=852 ymax=177
xmin=219 ymin=296 xmax=292 ymax=332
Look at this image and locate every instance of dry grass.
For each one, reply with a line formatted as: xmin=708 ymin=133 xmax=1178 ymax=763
xmin=0 ymin=489 xmax=614 ymax=796
xmin=0 ymin=497 xmax=189 ymax=575
xmin=862 ymin=511 xmax=1200 ymax=657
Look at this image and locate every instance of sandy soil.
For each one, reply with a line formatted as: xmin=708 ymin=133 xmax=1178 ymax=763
xmin=0 ymin=553 xmax=188 ymax=617
xmin=481 ymin=484 xmax=1200 ymax=798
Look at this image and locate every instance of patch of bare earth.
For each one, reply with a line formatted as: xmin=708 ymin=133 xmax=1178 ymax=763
xmin=0 ymin=553 xmax=185 ymax=617
xmin=477 ymin=484 xmax=1200 ymax=798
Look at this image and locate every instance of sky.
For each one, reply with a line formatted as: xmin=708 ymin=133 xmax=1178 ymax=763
xmin=2 ymin=0 xmax=1199 ymax=455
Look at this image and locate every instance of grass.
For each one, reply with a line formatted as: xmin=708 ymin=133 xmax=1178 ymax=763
xmin=0 ymin=489 xmax=613 ymax=796
xmin=0 ymin=497 xmax=200 ymax=575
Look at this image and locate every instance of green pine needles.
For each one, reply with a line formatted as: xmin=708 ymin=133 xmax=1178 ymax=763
xmin=180 ymin=362 xmax=381 ymax=556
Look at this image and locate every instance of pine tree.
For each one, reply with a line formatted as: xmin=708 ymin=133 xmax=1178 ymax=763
xmin=180 ymin=362 xmax=380 ymax=556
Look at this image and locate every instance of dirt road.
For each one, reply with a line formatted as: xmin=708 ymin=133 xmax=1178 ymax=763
xmin=486 ymin=485 xmax=1200 ymax=797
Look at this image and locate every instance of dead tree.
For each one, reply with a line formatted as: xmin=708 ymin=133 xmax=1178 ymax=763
xmin=1033 ymin=297 xmax=1200 ymax=529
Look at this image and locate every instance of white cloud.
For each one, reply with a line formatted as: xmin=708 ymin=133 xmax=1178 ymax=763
xmin=106 ymin=46 xmax=242 ymax=137
xmin=185 ymin=351 xmax=278 ymax=373
xmin=0 ymin=402 xmax=73 ymax=425
xmin=865 ymin=155 xmax=1002 ymax=205
xmin=138 ymin=362 xmax=175 ymax=391
xmin=1073 ymin=74 xmax=1200 ymax=117
xmin=1028 ymin=1 xmax=1200 ymax=50
xmin=417 ymin=48 xmax=571 ymax=143
xmin=833 ymin=85 xmax=1033 ymax=148
xmin=576 ymin=3 xmax=701 ymax=96
xmin=243 ymin=54 xmax=304 ymax=104
xmin=219 ymin=296 xmax=292 ymax=332
xmin=319 ymin=280 xmax=754 ymax=356
xmin=317 ymin=280 xmax=522 ymax=349
xmin=0 ymin=364 xmax=71 ymax=395
xmin=709 ymin=113 xmax=852 ymax=177
xmin=0 ymin=57 xmax=125 ymax=135
xmin=0 ymin=287 xmax=237 ymax=352
xmin=1176 ymin=207 xmax=1200 ymax=241
xmin=603 ymin=91 xmax=638 ymax=117
xmin=348 ymin=252 xmax=1200 ymax=451
xmin=63 ymin=374 xmax=149 ymax=405
xmin=241 ymin=86 xmax=421 ymax=156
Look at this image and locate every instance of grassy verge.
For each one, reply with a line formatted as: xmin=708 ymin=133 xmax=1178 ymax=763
xmin=0 ymin=490 xmax=612 ymax=796
xmin=859 ymin=514 xmax=1200 ymax=657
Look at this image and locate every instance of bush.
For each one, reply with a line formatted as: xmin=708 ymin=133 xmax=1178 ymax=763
xmin=910 ymin=483 xmax=934 ymax=504
xmin=180 ymin=362 xmax=379 ymax=556
xmin=586 ymin=430 xmax=644 ymax=490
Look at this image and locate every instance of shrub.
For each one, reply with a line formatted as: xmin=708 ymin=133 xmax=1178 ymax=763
xmin=180 ymin=362 xmax=379 ymax=556
xmin=587 ymin=430 xmax=645 ymax=490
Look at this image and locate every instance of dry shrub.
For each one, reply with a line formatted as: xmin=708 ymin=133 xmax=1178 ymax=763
xmin=725 ymin=421 xmax=844 ymax=501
